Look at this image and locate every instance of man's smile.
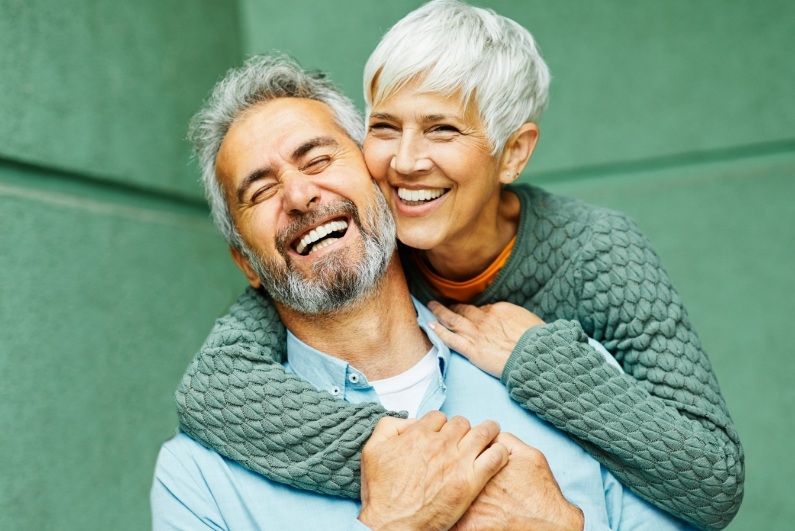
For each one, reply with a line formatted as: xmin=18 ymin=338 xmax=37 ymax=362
xmin=293 ymin=218 xmax=350 ymax=256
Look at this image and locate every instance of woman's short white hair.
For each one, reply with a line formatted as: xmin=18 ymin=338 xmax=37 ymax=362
xmin=189 ymin=53 xmax=365 ymax=249
xmin=363 ymin=0 xmax=550 ymax=154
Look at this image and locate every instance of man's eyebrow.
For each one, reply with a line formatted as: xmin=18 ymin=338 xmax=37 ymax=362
xmin=236 ymin=167 xmax=273 ymax=204
xmin=292 ymin=136 xmax=338 ymax=161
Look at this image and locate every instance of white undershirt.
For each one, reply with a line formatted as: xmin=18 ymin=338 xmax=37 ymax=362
xmin=370 ymin=347 xmax=439 ymax=418
xmin=368 ymin=337 xmax=619 ymax=419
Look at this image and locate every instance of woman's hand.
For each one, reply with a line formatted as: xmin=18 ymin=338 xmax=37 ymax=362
xmin=427 ymin=301 xmax=545 ymax=378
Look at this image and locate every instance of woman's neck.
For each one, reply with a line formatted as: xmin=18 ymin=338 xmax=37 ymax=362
xmin=420 ymin=189 xmax=520 ymax=281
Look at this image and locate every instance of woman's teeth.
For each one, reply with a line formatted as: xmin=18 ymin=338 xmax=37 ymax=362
xmin=295 ymin=219 xmax=348 ymax=255
xmin=397 ymin=187 xmax=446 ymax=203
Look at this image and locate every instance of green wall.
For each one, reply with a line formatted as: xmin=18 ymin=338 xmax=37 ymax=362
xmin=1 ymin=1 xmax=792 ymax=529
xmin=0 ymin=1 xmax=244 ymax=529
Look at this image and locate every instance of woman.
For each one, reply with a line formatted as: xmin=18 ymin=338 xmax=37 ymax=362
xmin=177 ymin=1 xmax=743 ymax=528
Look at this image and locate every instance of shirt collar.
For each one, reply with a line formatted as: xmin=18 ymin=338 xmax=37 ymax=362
xmin=285 ymin=296 xmax=450 ymax=397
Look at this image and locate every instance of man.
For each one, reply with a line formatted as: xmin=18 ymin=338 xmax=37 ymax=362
xmin=151 ymin=55 xmax=690 ymax=530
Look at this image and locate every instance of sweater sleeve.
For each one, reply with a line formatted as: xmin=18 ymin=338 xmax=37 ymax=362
xmin=175 ymin=287 xmax=395 ymax=499
xmin=500 ymin=215 xmax=744 ymax=530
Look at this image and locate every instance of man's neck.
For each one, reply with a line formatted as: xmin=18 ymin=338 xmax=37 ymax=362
xmin=276 ymin=257 xmax=432 ymax=380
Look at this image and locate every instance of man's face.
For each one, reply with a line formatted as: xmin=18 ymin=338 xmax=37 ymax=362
xmin=215 ymin=97 xmax=396 ymax=314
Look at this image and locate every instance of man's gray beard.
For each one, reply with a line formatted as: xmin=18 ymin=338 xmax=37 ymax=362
xmin=241 ymin=187 xmax=397 ymax=315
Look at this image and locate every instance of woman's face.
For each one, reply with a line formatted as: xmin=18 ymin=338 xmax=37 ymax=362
xmin=363 ymin=81 xmax=507 ymax=251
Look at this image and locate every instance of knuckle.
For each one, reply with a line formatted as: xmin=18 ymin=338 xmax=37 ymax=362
xmin=448 ymin=415 xmax=471 ymax=430
xmin=375 ymin=416 xmax=396 ymax=428
xmin=361 ymin=441 xmax=376 ymax=458
xmin=446 ymin=312 xmax=462 ymax=327
xmin=480 ymin=419 xmax=500 ymax=433
xmin=471 ymin=423 xmax=497 ymax=444
xmin=526 ymin=446 xmax=548 ymax=464
xmin=426 ymin=410 xmax=447 ymax=421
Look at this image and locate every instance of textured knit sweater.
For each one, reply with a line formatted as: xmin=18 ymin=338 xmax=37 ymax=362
xmin=176 ymin=184 xmax=744 ymax=530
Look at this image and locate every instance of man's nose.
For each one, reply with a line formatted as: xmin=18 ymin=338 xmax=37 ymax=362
xmin=281 ymin=173 xmax=321 ymax=215
xmin=391 ymin=131 xmax=432 ymax=175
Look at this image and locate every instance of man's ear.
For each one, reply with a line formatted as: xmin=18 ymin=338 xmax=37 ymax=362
xmin=229 ymin=246 xmax=262 ymax=289
xmin=499 ymin=122 xmax=540 ymax=184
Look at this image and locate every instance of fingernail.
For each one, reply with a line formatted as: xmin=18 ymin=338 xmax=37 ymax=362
xmin=428 ymin=322 xmax=437 ymax=330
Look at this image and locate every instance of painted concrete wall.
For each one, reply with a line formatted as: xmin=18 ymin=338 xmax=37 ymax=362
xmin=0 ymin=1 xmax=243 ymax=529
xmin=1 ymin=0 xmax=792 ymax=529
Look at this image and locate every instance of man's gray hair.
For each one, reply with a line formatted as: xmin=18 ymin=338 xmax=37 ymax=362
xmin=363 ymin=0 xmax=550 ymax=155
xmin=188 ymin=53 xmax=366 ymax=249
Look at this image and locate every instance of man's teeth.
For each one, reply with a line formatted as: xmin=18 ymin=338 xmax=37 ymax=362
xmin=397 ymin=187 xmax=446 ymax=203
xmin=295 ymin=219 xmax=348 ymax=255
xmin=309 ymin=237 xmax=340 ymax=254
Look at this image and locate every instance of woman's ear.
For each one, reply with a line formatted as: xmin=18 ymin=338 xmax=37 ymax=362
xmin=230 ymin=246 xmax=262 ymax=289
xmin=499 ymin=123 xmax=539 ymax=184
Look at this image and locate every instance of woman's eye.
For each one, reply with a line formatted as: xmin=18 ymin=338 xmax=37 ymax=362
xmin=368 ymin=122 xmax=399 ymax=135
xmin=429 ymin=124 xmax=460 ymax=134
xmin=427 ymin=125 xmax=461 ymax=140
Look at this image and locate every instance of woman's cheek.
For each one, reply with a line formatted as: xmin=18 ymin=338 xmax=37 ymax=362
xmin=374 ymin=178 xmax=392 ymax=201
xmin=363 ymin=140 xmax=391 ymax=179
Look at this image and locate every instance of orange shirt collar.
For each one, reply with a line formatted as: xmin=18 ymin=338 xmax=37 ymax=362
xmin=415 ymin=236 xmax=516 ymax=303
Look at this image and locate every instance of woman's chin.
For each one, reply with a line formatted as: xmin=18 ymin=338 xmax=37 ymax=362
xmin=396 ymin=227 xmax=444 ymax=251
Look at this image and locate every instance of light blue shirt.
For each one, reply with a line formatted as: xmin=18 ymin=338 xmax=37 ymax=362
xmin=152 ymin=299 xmax=692 ymax=530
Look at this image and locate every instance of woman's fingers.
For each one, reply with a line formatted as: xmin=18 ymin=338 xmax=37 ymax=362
xmin=428 ymin=300 xmax=476 ymax=332
xmin=429 ymin=319 xmax=474 ymax=358
xmin=427 ymin=301 xmax=479 ymax=357
xmin=426 ymin=300 xmax=525 ymax=378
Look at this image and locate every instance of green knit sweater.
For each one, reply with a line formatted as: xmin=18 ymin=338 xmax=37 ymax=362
xmin=176 ymin=184 xmax=744 ymax=530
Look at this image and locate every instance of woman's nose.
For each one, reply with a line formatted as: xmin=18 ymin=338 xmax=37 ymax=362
xmin=391 ymin=132 xmax=432 ymax=175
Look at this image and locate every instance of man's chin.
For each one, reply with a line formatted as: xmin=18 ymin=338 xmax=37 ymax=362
xmin=258 ymin=252 xmax=367 ymax=315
